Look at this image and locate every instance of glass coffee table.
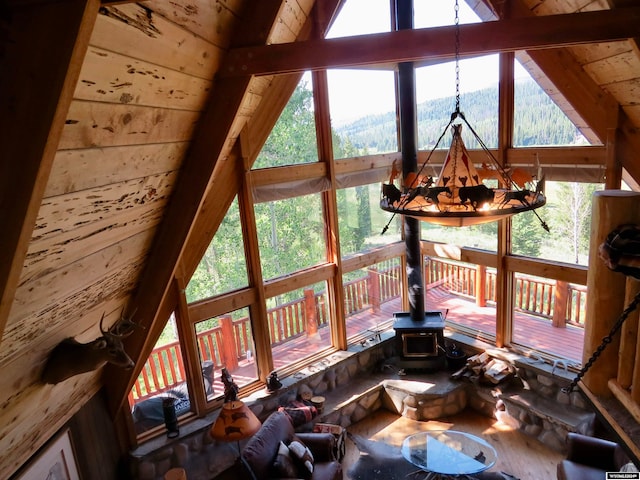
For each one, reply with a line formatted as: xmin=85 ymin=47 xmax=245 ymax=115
xmin=401 ymin=430 xmax=497 ymax=479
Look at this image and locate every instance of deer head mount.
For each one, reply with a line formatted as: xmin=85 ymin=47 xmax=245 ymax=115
xmin=42 ymin=309 xmax=140 ymax=384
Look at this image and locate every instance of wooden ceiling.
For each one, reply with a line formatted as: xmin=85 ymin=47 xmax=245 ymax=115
xmin=1 ymin=0 xmax=640 ymax=476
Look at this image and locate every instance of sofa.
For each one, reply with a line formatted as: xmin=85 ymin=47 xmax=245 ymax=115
xmin=240 ymin=411 xmax=343 ymax=480
xmin=557 ymin=432 xmax=636 ymax=480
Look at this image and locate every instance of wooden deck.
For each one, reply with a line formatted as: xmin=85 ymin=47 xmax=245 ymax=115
xmin=225 ymin=285 xmax=584 ymax=391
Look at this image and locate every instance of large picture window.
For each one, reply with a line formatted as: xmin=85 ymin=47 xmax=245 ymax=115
xmin=186 ymin=198 xmax=248 ymax=303
xmin=255 ymin=194 xmax=326 ymax=280
xmin=129 ymin=0 xmax=600 ymax=446
xmin=267 ymin=281 xmax=333 ymax=370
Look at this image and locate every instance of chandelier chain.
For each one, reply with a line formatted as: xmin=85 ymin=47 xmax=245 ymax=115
xmin=454 ymin=0 xmax=461 ymax=114
xmin=562 ymin=289 xmax=640 ymax=394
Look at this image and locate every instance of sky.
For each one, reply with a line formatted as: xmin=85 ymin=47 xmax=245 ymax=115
xmin=322 ymin=0 xmax=530 ymax=126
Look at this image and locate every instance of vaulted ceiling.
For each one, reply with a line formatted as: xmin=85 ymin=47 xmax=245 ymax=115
xmin=1 ymin=0 xmax=640 ymax=476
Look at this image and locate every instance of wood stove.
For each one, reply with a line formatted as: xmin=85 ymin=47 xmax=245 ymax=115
xmin=393 ymin=311 xmax=446 ymax=370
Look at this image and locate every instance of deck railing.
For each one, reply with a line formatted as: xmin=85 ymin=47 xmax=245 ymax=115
xmin=426 ymin=258 xmax=587 ymax=327
xmin=129 ymin=257 xmax=586 ymax=404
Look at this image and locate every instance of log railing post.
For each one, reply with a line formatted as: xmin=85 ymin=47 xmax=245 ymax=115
xmin=621 ymin=278 xmax=640 ymax=392
xmin=476 ymin=264 xmax=486 ymax=307
xmin=220 ymin=315 xmax=238 ymax=370
xmin=304 ymin=288 xmax=320 ymax=341
xmin=368 ymin=266 xmax=381 ymax=312
xmin=553 ymin=280 xmax=569 ymax=328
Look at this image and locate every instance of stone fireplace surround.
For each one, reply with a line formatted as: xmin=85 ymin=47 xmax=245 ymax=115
xmin=129 ymin=331 xmax=595 ymax=480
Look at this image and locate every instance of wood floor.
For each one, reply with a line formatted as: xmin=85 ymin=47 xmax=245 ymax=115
xmin=343 ymin=408 xmax=564 ymax=480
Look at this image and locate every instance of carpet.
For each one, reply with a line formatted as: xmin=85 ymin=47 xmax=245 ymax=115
xmin=346 ymin=433 xmax=520 ymax=480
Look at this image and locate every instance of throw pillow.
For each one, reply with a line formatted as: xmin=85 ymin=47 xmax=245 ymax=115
xmin=278 ymin=400 xmax=318 ymax=427
xmin=288 ymin=437 xmax=314 ymax=478
xmin=271 ymin=441 xmax=298 ymax=478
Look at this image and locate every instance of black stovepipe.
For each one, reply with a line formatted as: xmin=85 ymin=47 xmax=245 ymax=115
xmin=396 ymin=0 xmax=425 ymax=323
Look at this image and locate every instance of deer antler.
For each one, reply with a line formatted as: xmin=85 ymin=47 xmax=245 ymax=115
xmin=101 ymin=308 xmax=142 ymax=338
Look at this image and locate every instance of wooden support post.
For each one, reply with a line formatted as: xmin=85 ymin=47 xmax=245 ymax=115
xmin=632 ymin=302 xmax=640 ymax=403
xmin=220 ymin=315 xmax=239 ymax=370
xmin=475 ymin=264 xmax=487 ymax=307
xmin=620 ymin=278 xmax=640 ymax=390
xmin=583 ymin=191 xmax=640 ymax=396
xmin=304 ymin=288 xmax=319 ymax=342
xmin=368 ymin=266 xmax=381 ymax=313
xmin=552 ymin=280 xmax=569 ymax=328
xmin=604 ymin=127 xmax=622 ymax=189
xmin=311 ymin=66 xmax=347 ymax=350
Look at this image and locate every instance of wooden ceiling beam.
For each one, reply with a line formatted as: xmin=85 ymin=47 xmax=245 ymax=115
xmin=488 ymin=0 xmax=640 ymax=185
xmin=220 ymin=7 xmax=640 ymax=77
xmin=178 ymin=1 xmax=344 ymax=284
xmin=0 ymin=0 xmax=100 ymax=345
xmin=103 ymin=0 xmax=294 ymax=416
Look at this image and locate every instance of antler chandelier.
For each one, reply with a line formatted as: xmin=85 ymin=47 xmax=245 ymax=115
xmin=381 ymin=0 xmax=548 ymax=230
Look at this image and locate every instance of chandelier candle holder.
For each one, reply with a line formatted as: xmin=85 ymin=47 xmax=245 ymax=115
xmin=381 ymin=0 xmax=548 ymax=230
xmin=381 ymin=117 xmax=548 ymax=227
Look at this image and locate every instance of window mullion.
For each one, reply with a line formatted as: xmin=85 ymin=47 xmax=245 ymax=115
xmin=238 ymin=132 xmax=274 ymax=383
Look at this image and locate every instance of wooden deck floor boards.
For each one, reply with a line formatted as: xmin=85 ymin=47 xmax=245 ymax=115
xmin=222 ymin=285 xmax=584 ymax=392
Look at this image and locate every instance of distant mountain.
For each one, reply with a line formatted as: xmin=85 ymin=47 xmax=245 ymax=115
xmin=334 ymin=78 xmax=584 ymax=154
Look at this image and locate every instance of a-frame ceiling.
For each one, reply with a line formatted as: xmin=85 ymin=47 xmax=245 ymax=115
xmin=2 ymin=0 xmax=640 ymax=476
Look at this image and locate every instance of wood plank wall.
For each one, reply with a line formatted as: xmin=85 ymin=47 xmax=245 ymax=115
xmin=2 ymin=0 xmax=640 ymax=477
xmin=1 ymin=0 xmax=323 ymax=475
xmin=1 ymin=0 xmax=243 ymax=476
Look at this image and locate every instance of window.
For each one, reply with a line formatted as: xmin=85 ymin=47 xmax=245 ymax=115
xmin=338 ymin=183 xmax=401 ymax=257
xmin=255 ymin=193 xmax=327 ymax=280
xmin=186 ymin=197 xmax=248 ymax=303
xmin=129 ymin=314 xmax=191 ymax=436
xmin=328 ymin=70 xmax=398 ymax=157
xmin=252 ymin=75 xmax=318 ymax=169
xmin=510 ymin=272 xmax=585 ymax=364
xmin=267 ymin=281 xmax=333 ymax=370
xmin=194 ymin=308 xmax=257 ymax=402
xmin=514 ymin=75 xmax=586 ymax=148
xmin=343 ymin=258 xmax=401 ymax=341
xmin=421 ymin=222 xmax=497 ymax=251
xmin=512 ymin=181 xmax=603 ymax=265
xmin=425 ymin=256 xmax=497 ymax=340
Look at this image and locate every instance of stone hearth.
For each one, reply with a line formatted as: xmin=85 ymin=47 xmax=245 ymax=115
xmin=129 ymin=333 xmax=596 ymax=480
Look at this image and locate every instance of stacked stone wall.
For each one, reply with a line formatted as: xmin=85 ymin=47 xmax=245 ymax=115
xmin=129 ymin=338 xmax=595 ymax=479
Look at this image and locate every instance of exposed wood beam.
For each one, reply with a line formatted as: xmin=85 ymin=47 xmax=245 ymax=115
xmin=179 ymin=0 xmax=345 ymax=285
xmin=221 ymin=7 xmax=640 ymax=77
xmin=104 ymin=0 xmax=292 ymax=416
xmin=493 ymin=0 xmax=640 ymax=187
xmin=0 ymin=0 xmax=99 ymax=345
xmin=238 ymin=135 xmax=272 ymax=383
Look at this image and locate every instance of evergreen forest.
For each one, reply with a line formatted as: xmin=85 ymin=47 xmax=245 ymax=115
xmin=335 ymin=78 xmax=585 ymax=154
xmin=186 ymin=78 xmax=600 ymax=306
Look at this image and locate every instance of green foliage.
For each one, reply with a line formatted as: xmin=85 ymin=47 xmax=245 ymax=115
xmin=544 ymin=182 xmax=602 ymax=263
xmin=512 ymin=211 xmax=542 ymax=257
xmin=253 ymin=82 xmax=318 ymax=169
xmin=254 ymin=195 xmax=326 ymax=280
xmin=335 ymin=79 xmax=582 ymax=153
xmin=186 ymin=198 xmax=248 ymax=303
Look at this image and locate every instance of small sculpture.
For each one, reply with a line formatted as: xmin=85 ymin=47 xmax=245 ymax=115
xmin=266 ymin=371 xmax=282 ymax=392
xmin=221 ymin=367 xmax=239 ymax=402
